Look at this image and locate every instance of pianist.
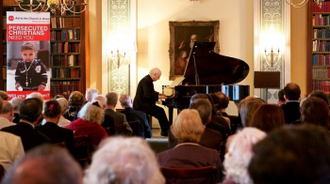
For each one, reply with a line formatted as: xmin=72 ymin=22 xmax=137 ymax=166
xmin=133 ymin=68 xmax=170 ymax=136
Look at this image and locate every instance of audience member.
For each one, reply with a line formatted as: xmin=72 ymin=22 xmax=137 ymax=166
xmin=94 ymin=95 xmax=115 ymax=135
xmin=55 ymin=97 xmax=71 ymax=128
xmin=66 ymin=101 xmax=107 ymax=147
xmin=26 ymin=92 xmax=44 ymax=108
xmin=238 ymin=96 xmax=265 ymax=127
xmin=1 ymin=98 xmax=49 ymax=151
xmin=207 ymin=93 xmax=231 ymax=126
xmin=223 ymin=127 xmax=266 ymax=184
xmin=157 ymin=109 xmax=223 ymax=183
xmin=277 ymin=89 xmax=286 ymax=107
xmin=298 ymin=97 xmax=329 ymax=129
xmin=64 ymin=91 xmax=85 ymax=121
xmin=249 ymin=104 xmax=285 ymax=132
xmin=84 ymin=137 xmax=164 ymax=184
xmin=0 ymin=131 xmax=24 ymax=172
xmin=216 ymin=92 xmax=241 ymax=133
xmin=2 ymin=144 xmax=82 ymax=184
xmin=281 ymin=83 xmax=301 ymax=124
xmin=54 ymin=94 xmax=65 ymax=99
xmin=248 ymin=124 xmax=330 ymax=184
xmin=105 ymin=92 xmax=132 ymax=135
xmin=309 ymin=90 xmax=329 ymax=107
xmin=85 ymin=88 xmax=99 ymax=103
xmin=36 ymin=100 xmax=75 ymax=154
xmin=0 ymin=91 xmax=8 ymax=100
xmin=0 ymin=101 xmax=15 ymax=129
xmin=10 ymin=97 xmax=23 ymax=124
xmin=119 ymin=94 xmax=152 ymax=138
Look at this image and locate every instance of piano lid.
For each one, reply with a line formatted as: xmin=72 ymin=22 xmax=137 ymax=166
xmin=182 ymin=42 xmax=249 ymax=85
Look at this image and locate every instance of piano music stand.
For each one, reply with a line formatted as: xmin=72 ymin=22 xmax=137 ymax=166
xmin=254 ymin=71 xmax=281 ymax=103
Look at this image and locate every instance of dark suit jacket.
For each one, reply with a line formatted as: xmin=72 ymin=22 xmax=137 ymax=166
xmin=221 ymin=112 xmax=241 ymax=134
xmin=1 ymin=122 xmax=49 ymax=152
xmin=133 ymin=75 xmax=159 ymax=113
xmin=212 ymin=115 xmax=231 ymax=137
xmin=281 ymin=101 xmax=301 ymax=124
xmin=104 ymin=108 xmax=132 ymax=135
xmin=157 ymin=143 xmax=223 ymax=183
xmin=199 ymin=128 xmax=223 ymax=152
xmin=36 ymin=122 xmax=75 ymax=154
xmin=120 ymin=107 xmax=152 ymax=138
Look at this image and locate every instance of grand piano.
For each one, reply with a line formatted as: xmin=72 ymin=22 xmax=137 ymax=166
xmin=163 ymin=41 xmax=250 ymax=124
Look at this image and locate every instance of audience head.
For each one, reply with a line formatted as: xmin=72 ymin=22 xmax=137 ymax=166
xmin=2 ymin=144 xmax=82 ymax=184
xmin=189 ymin=99 xmax=212 ymax=125
xmin=224 ymin=127 xmax=266 ymax=184
xmin=10 ymin=97 xmax=24 ymax=112
xmin=85 ymin=88 xmax=99 ymax=102
xmin=207 ymin=93 xmax=222 ymax=114
xmin=301 ymin=97 xmax=329 ymax=129
xmin=238 ymin=97 xmax=265 ymax=127
xmin=54 ymin=94 xmax=65 ymax=99
xmin=19 ymin=98 xmax=42 ymax=124
xmin=56 ymin=98 xmax=69 ymax=115
xmin=78 ymin=101 xmax=104 ymax=125
xmin=249 ymin=104 xmax=285 ymax=132
xmin=171 ymin=109 xmax=204 ymax=143
xmin=26 ymin=92 xmax=44 ymax=107
xmin=190 ymin=93 xmax=208 ymax=104
xmin=119 ymin=94 xmax=133 ymax=108
xmin=0 ymin=101 xmax=14 ymax=121
xmin=84 ymin=137 xmax=165 ymax=184
xmin=278 ymin=89 xmax=286 ymax=105
xmin=0 ymin=90 xmax=9 ymax=100
xmin=149 ymin=67 xmax=162 ymax=81
xmin=216 ymin=92 xmax=230 ymax=110
xmin=43 ymin=100 xmax=61 ymax=121
xmin=284 ymin=83 xmax=301 ymax=101
xmin=93 ymin=95 xmax=107 ymax=109
xmin=68 ymin=91 xmax=84 ymax=109
xmin=105 ymin=91 xmax=118 ymax=106
xmin=248 ymin=124 xmax=330 ymax=184
xmin=309 ymin=90 xmax=329 ymax=107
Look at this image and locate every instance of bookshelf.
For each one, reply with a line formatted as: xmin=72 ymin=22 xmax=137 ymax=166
xmin=0 ymin=0 xmax=88 ymax=98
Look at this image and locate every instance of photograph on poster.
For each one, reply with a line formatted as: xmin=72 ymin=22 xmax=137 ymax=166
xmin=169 ymin=21 xmax=220 ymax=80
xmin=6 ymin=41 xmax=51 ymax=91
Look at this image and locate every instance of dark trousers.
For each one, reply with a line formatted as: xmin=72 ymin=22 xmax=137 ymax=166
xmin=148 ymin=106 xmax=170 ymax=134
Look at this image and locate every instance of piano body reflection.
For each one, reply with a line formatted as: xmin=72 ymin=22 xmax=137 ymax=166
xmin=163 ymin=42 xmax=250 ymax=124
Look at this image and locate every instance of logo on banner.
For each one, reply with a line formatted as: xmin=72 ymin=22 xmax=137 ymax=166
xmin=8 ymin=16 xmax=14 ymax=21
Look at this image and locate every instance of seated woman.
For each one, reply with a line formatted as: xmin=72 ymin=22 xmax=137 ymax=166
xmin=66 ymin=101 xmax=108 ymax=147
xmin=36 ymin=100 xmax=75 ymax=154
xmin=157 ymin=109 xmax=223 ymax=183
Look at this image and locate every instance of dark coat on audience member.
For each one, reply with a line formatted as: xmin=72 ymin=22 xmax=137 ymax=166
xmin=281 ymin=101 xmax=301 ymax=124
xmin=36 ymin=122 xmax=75 ymax=154
xmin=120 ymin=107 xmax=152 ymax=138
xmin=1 ymin=122 xmax=49 ymax=152
xmin=104 ymin=108 xmax=132 ymax=135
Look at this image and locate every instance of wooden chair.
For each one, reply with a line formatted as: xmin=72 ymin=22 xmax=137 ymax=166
xmin=114 ymin=124 xmax=127 ymax=135
xmin=0 ymin=164 xmax=4 ymax=182
xmin=73 ymin=135 xmax=91 ymax=165
xmin=128 ymin=120 xmax=141 ymax=137
xmin=160 ymin=165 xmax=217 ymax=184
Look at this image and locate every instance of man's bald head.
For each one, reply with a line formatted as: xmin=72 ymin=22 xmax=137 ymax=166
xmin=149 ymin=68 xmax=162 ymax=81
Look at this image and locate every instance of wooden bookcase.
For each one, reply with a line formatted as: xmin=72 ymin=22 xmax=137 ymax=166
xmin=0 ymin=0 xmax=88 ymax=98
xmin=307 ymin=1 xmax=330 ymax=94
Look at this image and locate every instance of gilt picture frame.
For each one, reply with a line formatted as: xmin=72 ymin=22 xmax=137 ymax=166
xmin=169 ymin=20 xmax=220 ymax=80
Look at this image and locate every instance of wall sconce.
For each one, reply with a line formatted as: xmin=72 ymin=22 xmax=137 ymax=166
xmin=286 ymin=0 xmax=324 ymax=8
xmin=110 ymin=40 xmax=137 ymax=68
xmin=15 ymin=0 xmax=88 ymax=13
xmin=264 ymin=47 xmax=280 ymax=68
xmin=190 ymin=0 xmax=200 ymax=4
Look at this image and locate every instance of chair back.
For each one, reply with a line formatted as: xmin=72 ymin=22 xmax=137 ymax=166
xmin=128 ymin=120 xmax=141 ymax=136
xmin=73 ymin=135 xmax=91 ymax=165
xmin=114 ymin=124 xmax=127 ymax=135
xmin=160 ymin=165 xmax=217 ymax=184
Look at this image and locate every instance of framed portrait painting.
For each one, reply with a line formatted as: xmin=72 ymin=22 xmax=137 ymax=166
xmin=169 ymin=20 xmax=220 ymax=80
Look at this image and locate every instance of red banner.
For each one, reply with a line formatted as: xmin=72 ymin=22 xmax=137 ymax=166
xmin=7 ymin=24 xmax=50 ymax=41
xmin=7 ymin=91 xmax=51 ymax=100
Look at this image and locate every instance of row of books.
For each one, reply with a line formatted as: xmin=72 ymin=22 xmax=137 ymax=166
xmin=51 ymin=17 xmax=80 ymax=29
xmin=313 ymin=54 xmax=330 ymax=65
xmin=313 ymin=14 xmax=330 ymax=26
xmin=313 ymin=28 xmax=330 ymax=39
xmin=313 ymin=1 xmax=330 ymax=12
xmin=51 ymin=55 xmax=80 ymax=67
xmin=313 ymin=40 xmax=330 ymax=52
xmin=313 ymin=80 xmax=330 ymax=93
xmin=51 ymin=68 xmax=80 ymax=78
xmin=51 ymin=29 xmax=80 ymax=41
xmin=312 ymin=68 xmax=330 ymax=79
xmin=50 ymin=81 xmax=80 ymax=97
xmin=51 ymin=42 xmax=80 ymax=54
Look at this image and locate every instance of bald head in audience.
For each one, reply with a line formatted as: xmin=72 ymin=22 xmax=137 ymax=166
xmin=84 ymin=137 xmax=164 ymax=184
xmin=2 ymin=144 xmax=82 ymax=184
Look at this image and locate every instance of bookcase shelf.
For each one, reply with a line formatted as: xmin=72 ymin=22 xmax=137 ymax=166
xmin=1 ymin=0 xmax=88 ymax=97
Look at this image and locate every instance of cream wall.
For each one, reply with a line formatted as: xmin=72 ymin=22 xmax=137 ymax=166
xmin=88 ymin=0 xmax=308 ymax=97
